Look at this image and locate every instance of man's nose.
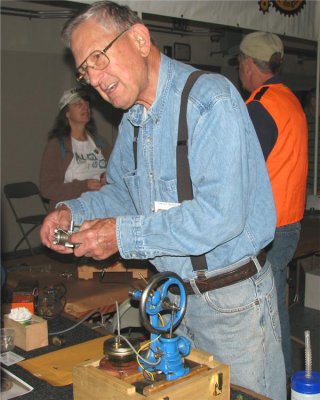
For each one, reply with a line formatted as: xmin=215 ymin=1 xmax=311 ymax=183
xmin=87 ymin=67 xmax=105 ymax=88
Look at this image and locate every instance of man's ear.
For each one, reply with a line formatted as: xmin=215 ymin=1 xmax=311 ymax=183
xmin=245 ymin=56 xmax=258 ymax=78
xmin=246 ymin=56 xmax=254 ymax=70
xmin=129 ymin=24 xmax=151 ymax=56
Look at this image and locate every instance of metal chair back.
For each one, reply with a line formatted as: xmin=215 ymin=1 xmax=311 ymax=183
xmin=3 ymin=181 xmax=48 ymax=254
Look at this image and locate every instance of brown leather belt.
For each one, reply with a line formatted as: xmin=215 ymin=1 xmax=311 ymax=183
xmin=171 ymin=251 xmax=266 ymax=295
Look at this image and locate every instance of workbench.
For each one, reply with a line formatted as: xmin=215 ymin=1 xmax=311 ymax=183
xmin=1 ymin=316 xmax=270 ymax=400
xmin=4 ymin=254 xmax=149 ymax=319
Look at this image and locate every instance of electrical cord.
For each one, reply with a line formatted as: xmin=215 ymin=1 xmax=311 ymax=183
xmin=117 ymin=334 xmax=161 ymax=367
xmin=48 ymin=309 xmax=102 ymax=336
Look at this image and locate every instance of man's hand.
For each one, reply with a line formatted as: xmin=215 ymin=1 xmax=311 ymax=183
xmin=40 ymin=205 xmax=73 ymax=254
xmin=69 ymin=218 xmax=118 ymax=260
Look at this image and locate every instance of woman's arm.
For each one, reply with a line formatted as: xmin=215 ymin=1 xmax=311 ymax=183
xmin=39 ymin=138 xmax=89 ymax=204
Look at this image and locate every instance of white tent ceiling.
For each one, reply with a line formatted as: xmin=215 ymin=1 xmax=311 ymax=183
xmin=69 ymin=0 xmax=319 ymax=41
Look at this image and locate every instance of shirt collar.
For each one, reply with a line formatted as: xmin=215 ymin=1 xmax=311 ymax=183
xmin=127 ymin=54 xmax=174 ymax=127
xmin=264 ymin=75 xmax=283 ymax=85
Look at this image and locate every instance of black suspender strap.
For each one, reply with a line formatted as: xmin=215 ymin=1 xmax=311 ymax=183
xmin=133 ymin=126 xmax=139 ymax=170
xmin=177 ymin=70 xmax=209 ymax=271
xmin=177 ymin=70 xmax=207 ymax=201
xmin=132 ymin=70 xmax=209 ymax=272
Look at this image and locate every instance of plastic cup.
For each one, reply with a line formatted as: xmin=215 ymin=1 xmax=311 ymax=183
xmin=0 ymin=328 xmax=15 ymax=352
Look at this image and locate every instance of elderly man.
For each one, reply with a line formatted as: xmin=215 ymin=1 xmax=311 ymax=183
xmin=238 ymin=31 xmax=308 ymax=382
xmin=40 ymin=3 xmax=285 ymax=398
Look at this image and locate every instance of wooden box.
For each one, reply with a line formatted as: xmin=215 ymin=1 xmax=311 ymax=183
xmin=73 ymin=348 xmax=230 ymax=400
xmin=4 ymin=314 xmax=48 ymax=351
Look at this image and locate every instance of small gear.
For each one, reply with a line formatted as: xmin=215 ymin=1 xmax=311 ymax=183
xmin=272 ymin=0 xmax=306 ymax=16
xmin=258 ymin=0 xmax=271 ymax=14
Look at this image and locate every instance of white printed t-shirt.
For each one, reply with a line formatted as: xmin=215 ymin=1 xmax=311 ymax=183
xmin=64 ymin=135 xmax=107 ymax=182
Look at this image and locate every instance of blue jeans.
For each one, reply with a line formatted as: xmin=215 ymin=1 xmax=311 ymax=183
xmin=177 ymin=262 xmax=286 ymax=399
xmin=266 ymin=222 xmax=301 ymax=380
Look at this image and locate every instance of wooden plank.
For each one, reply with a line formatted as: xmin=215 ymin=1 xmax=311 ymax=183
xmin=185 ymin=348 xmax=214 ymax=364
xmin=18 ymin=336 xmax=110 ymax=386
xmin=122 ymin=369 xmax=144 ymax=384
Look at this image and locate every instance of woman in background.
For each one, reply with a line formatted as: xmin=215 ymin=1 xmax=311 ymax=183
xmin=40 ymin=88 xmax=109 ymax=211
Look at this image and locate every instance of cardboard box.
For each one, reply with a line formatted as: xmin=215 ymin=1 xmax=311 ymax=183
xmin=304 ymin=267 xmax=320 ymax=311
xmin=4 ymin=314 xmax=48 ymax=351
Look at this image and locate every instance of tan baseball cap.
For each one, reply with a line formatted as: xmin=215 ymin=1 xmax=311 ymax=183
xmin=240 ymin=31 xmax=284 ymax=62
xmin=58 ymin=88 xmax=87 ymax=110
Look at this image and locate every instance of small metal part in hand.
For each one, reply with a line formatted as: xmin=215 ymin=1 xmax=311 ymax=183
xmin=52 ymin=228 xmax=80 ymax=248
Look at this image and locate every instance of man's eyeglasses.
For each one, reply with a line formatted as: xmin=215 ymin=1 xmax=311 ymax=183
xmin=75 ymin=29 xmax=129 ymax=85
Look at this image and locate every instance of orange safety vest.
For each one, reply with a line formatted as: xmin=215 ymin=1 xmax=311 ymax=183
xmin=246 ymin=83 xmax=308 ymax=227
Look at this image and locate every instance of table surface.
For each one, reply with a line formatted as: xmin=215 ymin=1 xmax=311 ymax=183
xmin=1 ymin=316 xmax=268 ymax=400
xmin=5 ymin=264 xmax=141 ymax=319
xmin=2 ymin=316 xmax=99 ymax=400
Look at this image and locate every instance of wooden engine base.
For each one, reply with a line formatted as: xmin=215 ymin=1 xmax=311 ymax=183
xmin=73 ymin=348 xmax=230 ymax=400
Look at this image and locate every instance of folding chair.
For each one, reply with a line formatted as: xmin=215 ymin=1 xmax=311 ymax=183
xmin=3 ymin=181 xmax=48 ymax=254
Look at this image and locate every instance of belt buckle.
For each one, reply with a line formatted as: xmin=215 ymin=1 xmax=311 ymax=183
xmin=196 ymin=270 xmax=207 ymax=281
xmin=194 ymin=271 xmax=208 ymax=294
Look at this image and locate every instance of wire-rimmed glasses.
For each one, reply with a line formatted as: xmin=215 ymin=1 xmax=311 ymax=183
xmin=75 ymin=29 xmax=129 ymax=85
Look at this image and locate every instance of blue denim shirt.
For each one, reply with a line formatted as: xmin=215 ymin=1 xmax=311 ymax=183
xmin=63 ymin=54 xmax=276 ymax=279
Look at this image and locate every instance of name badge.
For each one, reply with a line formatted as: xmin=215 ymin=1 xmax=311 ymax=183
xmin=154 ymin=201 xmax=180 ymax=212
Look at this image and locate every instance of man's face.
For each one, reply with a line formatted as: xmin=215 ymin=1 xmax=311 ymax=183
xmin=71 ymin=19 xmax=150 ymax=110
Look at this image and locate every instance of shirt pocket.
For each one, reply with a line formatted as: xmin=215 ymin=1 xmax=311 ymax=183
xmin=158 ymin=178 xmax=178 ymax=203
xmin=123 ymin=171 xmax=143 ymax=214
